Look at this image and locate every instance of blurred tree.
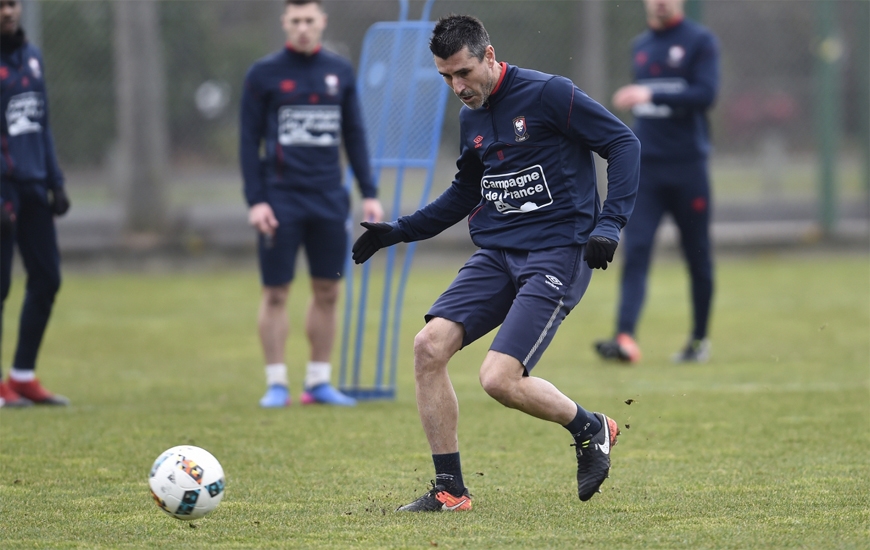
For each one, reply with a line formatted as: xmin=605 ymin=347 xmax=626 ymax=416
xmin=41 ymin=1 xmax=115 ymax=168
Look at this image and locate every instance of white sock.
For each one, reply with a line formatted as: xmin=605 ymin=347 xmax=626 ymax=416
xmin=264 ymin=363 xmax=288 ymax=388
xmin=304 ymin=361 xmax=331 ymax=389
xmin=9 ymin=368 xmax=35 ymax=382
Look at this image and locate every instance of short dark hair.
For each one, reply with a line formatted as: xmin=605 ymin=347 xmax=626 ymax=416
xmin=429 ymin=14 xmax=490 ymax=61
xmin=285 ymin=0 xmax=321 ymax=6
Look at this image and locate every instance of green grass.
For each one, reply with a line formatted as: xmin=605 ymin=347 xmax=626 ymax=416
xmin=1 ymin=252 xmax=868 ymax=548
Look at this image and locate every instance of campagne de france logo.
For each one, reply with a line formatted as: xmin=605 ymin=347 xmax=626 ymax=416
xmin=480 ymin=164 xmax=553 ymax=214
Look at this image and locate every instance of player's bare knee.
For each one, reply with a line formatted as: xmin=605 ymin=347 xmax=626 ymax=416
xmin=262 ymin=286 xmax=288 ymax=308
xmin=413 ymin=330 xmax=445 ymax=373
xmin=479 ymin=370 xmax=512 ymax=404
xmin=311 ymin=279 xmax=339 ymax=307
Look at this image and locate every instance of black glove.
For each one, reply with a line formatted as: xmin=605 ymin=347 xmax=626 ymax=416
xmin=50 ymin=187 xmax=71 ymax=216
xmin=0 ymin=201 xmax=14 ymax=232
xmin=351 ymin=221 xmax=404 ymax=264
xmin=584 ymin=236 xmax=618 ymax=270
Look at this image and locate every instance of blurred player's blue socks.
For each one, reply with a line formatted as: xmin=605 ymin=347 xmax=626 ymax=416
xmin=564 ymin=403 xmax=602 ymax=441
xmin=433 ymin=453 xmax=466 ymax=497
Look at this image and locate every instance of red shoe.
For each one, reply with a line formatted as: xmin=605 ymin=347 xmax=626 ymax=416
xmin=0 ymin=380 xmax=33 ymax=408
xmin=594 ymin=333 xmax=642 ymax=364
xmin=8 ymin=378 xmax=70 ymax=405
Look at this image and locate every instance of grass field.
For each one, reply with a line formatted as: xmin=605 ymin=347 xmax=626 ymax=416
xmin=1 ymin=251 xmax=868 ymax=549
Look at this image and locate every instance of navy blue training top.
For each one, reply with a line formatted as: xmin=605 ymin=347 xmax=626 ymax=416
xmin=396 ymin=63 xmax=640 ymax=250
xmin=629 ymin=18 xmax=719 ymax=161
xmin=239 ymin=46 xmax=376 ymax=207
xmin=0 ymin=31 xmax=64 ymax=188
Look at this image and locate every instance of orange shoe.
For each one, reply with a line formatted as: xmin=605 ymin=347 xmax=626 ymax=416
xmin=594 ymin=333 xmax=642 ymax=364
xmin=8 ymin=378 xmax=70 ymax=405
xmin=0 ymin=380 xmax=33 ymax=408
xmin=396 ymin=477 xmax=472 ymax=512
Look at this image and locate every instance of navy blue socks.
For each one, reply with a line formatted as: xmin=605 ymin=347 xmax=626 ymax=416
xmin=563 ymin=403 xmax=601 ymax=440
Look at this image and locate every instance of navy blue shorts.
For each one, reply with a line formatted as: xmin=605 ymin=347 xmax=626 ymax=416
xmin=426 ymin=246 xmax=592 ymax=372
xmin=258 ymin=189 xmax=350 ymax=286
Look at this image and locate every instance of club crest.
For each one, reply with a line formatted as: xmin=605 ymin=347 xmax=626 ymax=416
xmin=513 ymin=116 xmax=529 ymax=142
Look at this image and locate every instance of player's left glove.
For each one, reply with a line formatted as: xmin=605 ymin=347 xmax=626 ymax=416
xmin=49 ymin=187 xmax=71 ymax=216
xmin=352 ymin=221 xmax=404 ymax=264
xmin=584 ymin=236 xmax=618 ymax=270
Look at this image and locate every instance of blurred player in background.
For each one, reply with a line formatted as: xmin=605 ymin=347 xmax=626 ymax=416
xmin=0 ymin=0 xmax=70 ymax=407
xmin=353 ymin=14 xmax=639 ymax=510
xmin=240 ymin=0 xmax=383 ymax=408
xmin=595 ymin=0 xmax=719 ymax=364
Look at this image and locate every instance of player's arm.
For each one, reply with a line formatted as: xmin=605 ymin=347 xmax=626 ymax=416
xmin=546 ymin=78 xmax=641 ymax=243
xmin=341 ymin=73 xmax=378 ymax=203
xmin=648 ymin=33 xmax=719 ymax=110
xmin=239 ymin=67 xmax=269 ymax=208
xmin=239 ymin=67 xmax=278 ymax=236
xmin=38 ymin=58 xmax=70 ymax=216
xmin=352 ymin=130 xmax=483 ymax=264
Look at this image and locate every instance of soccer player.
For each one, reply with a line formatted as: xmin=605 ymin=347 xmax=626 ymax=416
xmin=0 ymin=0 xmax=71 ymax=407
xmin=595 ymin=0 xmax=719 ymax=364
xmin=239 ymin=0 xmax=383 ymax=408
xmin=352 ymin=14 xmax=640 ymax=510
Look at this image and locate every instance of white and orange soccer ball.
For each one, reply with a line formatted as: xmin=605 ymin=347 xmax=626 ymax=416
xmin=148 ymin=445 xmax=226 ymax=520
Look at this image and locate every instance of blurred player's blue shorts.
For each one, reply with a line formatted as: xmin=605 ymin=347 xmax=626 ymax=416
xmin=426 ymin=245 xmax=592 ymax=372
xmin=258 ymin=189 xmax=350 ymax=286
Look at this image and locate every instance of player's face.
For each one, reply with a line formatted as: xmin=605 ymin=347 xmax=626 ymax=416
xmin=643 ymin=0 xmax=685 ymax=27
xmin=434 ymin=46 xmax=499 ymax=110
xmin=0 ymin=0 xmax=21 ymax=36
xmin=282 ymin=2 xmax=327 ymax=54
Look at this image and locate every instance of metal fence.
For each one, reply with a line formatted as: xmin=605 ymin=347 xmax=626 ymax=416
xmin=17 ymin=0 xmax=870 ymax=252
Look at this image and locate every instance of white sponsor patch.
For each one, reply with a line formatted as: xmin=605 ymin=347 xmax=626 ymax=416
xmin=278 ymin=105 xmax=341 ymax=146
xmin=631 ymin=78 xmax=687 ymax=119
xmin=480 ymin=164 xmax=553 ymax=214
xmin=5 ymin=92 xmax=44 ymax=136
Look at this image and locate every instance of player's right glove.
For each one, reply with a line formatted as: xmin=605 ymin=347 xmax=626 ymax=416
xmin=352 ymin=221 xmax=404 ymax=264
xmin=584 ymin=235 xmax=618 ymax=270
xmin=49 ymin=187 xmax=71 ymax=216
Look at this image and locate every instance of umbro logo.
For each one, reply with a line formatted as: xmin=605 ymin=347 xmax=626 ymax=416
xmin=474 ymin=135 xmax=484 ymax=149
xmin=544 ymin=274 xmax=563 ymax=289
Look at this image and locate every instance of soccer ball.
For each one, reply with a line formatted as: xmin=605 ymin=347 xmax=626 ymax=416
xmin=148 ymin=445 xmax=226 ymax=520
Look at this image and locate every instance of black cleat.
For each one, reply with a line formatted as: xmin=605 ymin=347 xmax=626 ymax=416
xmin=672 ymin=338 xmax=711 ymax=363
xmin=573 ymin=412 xmax=619 ymax=501
xmin=396 ymin=477 xmax=472 ymax=512
xmin=594 ymin=334 xmax=641 ymax=364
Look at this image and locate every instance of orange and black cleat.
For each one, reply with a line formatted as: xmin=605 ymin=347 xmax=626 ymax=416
xmin=594 ymin=333 xmax=641 ymax=364
xmin=396 ymin=478 xmax=472 ymax=512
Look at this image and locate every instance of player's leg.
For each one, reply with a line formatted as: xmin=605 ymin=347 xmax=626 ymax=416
xmin=486 ymin=246 xmax=618 ymax=501
xmin=397 ymin=250 xmax=515 ymax=511
xmin=0 ymin=183 xmax=32 ymax=408
xmin=395 ymin=317 xmax=472 ymax=512
xmin=669 ymin=159 xmax=714 ymax=362
xmin=298 ymin=214 xmax=355 ymax=406
xmin=256 ymin=215 xmax=301 ymax=407
xmin=7 ymin=185 xmax=67 ymax=405
xmin=595 ymin=164 xmax=667 ymax=363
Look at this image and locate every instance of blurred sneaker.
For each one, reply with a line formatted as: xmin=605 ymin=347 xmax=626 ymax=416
xmin=594 ymin=333 xmax=641 ymax=364
xmin=8 ymin=378 xmax=69 ymax=406
xmin=300 ymin=383 xmax=356 ymax=407
xmin=0 ymin=380 xmax=33 ymax=408
xmin=573 ymin=412 xmax=619 ymax=502
xmin=672 ymin=338 xmax=711 ymax=364
xmin=396 ymin=479 xmax=472 ymax=512
xmin=259 ymin=384 xmax=291 ymax=408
